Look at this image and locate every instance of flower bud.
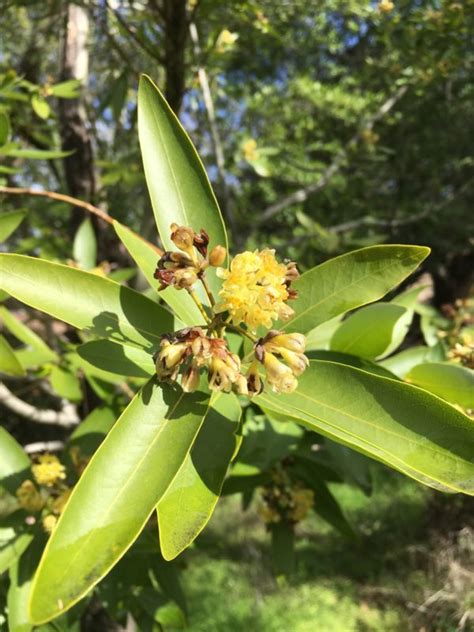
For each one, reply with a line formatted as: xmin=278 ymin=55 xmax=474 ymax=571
xmin=263 ymin=352 xmax=298 ymax=394
xmin=43 ymin=514 xmax=58 ymax=533
xmin=170 ymin=224 xmax=195 ymax=252
xmin=173 ymin=268 xmax=198 ymax=290
xmin=265 ymin=332 xmax=306 ymax=354
xmin=181 ymin=364 xmax=200 ymax=392
xmin=234 ymin=373 xmax=249 ymax=396
xmin=193 ymin=229 xmax=210 ymax=257
xmin=208 ymin=245 xmax=227 ymax=267
xmin=278 ymin=348 xmax=309 ymax=376
xmin=285 ymin=260 xmax=300 ymax=283
xmin=155 ymin=340 xmax=189 ymax=378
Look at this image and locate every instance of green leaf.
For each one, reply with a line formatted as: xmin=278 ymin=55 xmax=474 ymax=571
xmin=73 ymin=219 xmax=97 ymax=271
xmin=256 ymin=361 xmax=474 ymax=495
xmin=0 ymin=427 xmax=30 ymax=495
xmin=330 ymin=303 xmax=412 ymax=359
xmin=0 ymin=255 xmax=174 ymax=350
xmin=2 ymin=148 xmax=73 ymax=160
xmin=0 ymin=112 xmax=11 ymax=145
xmin=138 ymin=75 xmax=228 ymax=296
xmin=380 ymin=344 xmax=445 ymax=378
xmin=28 ymin=379 xmax=212 ymax=624
xmin=157 ymin=393 xmax=241 ymax=560
xmin=406 ymin=362 xmax=474 ymax=409
xmin=77 ymin=340 xmax=154 ymax=378
xmin=306 ymin=349 xmax=398 ymax=380
xmin=8 ymin=536 xmax=45 ymax=632
xmin=31 ymin=95 xmax=51 ymax=120
xmin=49 ymin=80 xmax=81 ymax=99
xmin=49 ymin=366 xmax=82 ymax=402
xmin=0 ymin=210 xmax=27 ymax=242
xmin=114 ymin=221 xmax=204 ymax=325
xmin=0 ymin=521 xmax=34 ymax=575
xmin=283 ymin=245 xmax=429 ymax=334
xmin=0 ymin=334 xmax=26 ymax=376
xmin=0 ymin=306 xmax=57 ymax=365
xmin=69 ymin=405 xmax=117 ymax=457
xmin=305 ymin=315 xmax=343 ymax=351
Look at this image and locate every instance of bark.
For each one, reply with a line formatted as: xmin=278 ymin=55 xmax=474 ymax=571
xmin=59 ymin=3 xmax=96 ymax=232
xmin=161 ymin=0 xmax=188 ymax=114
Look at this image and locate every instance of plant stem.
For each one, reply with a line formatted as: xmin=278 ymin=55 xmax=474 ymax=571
xmin=189 ymin=290 xmax=211 ymax=324
xmin=226 ymin=323 xmax=257 ymax=343
xmin=200 ymin=274 xmax=216 ymax=307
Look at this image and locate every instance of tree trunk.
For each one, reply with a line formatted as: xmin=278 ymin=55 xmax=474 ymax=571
xmin=162 ymin=0 xmax=188 ymax=114
xmin=59 ymin=3 xmax=96 ymax=232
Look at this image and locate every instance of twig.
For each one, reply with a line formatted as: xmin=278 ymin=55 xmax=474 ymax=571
xmin=24 ymin=440 xmax=65 ymax=454
xmin=0 ymin=186 xmax=163 ymax=255
xmin=255 ymin=85 xmax=409 ymax=226
xmin=0 ymin=382 xmax=79 ymax=427
xmin=189 ymin=21 xmax=236 ymax=233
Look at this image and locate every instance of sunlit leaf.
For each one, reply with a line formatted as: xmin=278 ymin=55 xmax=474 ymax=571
xmin=406 ymin=362 xmax=474 ymax=409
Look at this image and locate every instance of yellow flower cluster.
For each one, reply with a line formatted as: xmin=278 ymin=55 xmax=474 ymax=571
xmin=259 ymin=469 xmax=315 ymax=525
xmin=153 ymin=225 xmax=308 ymax=396
xmin=216 ymin=249 xmax=295 ymax=331
xmin=16 ymin=480 xmax=44 ymax=512
xmin=32 ymin=454 xmax=66 ymax=488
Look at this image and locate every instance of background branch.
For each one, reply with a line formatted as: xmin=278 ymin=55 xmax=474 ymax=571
xmin=0 ymin=382 xmax=79 ymax=427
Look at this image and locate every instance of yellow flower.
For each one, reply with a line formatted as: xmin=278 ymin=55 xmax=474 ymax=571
xmin=32 ymin=454 xmax=66 ymax=488
xmin=52 ymin=488 xmax=72 ymax=515
xmin=263 ymin=352 xmax=298 ymax=394
xmin=42 ymin=514 xmax=58 ymax=534
xmin=378 ymin=0 xmax=394 ymax=13
xmin=291 ymin=488 xmax=314 ymax=522
xmin=16 ymin=480 xmax=44 ymax=512
xmin=216 ymin=249 xmax=295 ymax=331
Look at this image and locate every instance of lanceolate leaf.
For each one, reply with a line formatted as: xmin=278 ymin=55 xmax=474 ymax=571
xmin=380 ymin=344 xmax=445 ymax=378
xmin=0 ymin=255 xmax=174 ymax=350
xmin=0 ymin=427 xmax=30 ymax=495
xmin=330 ymin=303 xmax=411 ymax=360
xmin=138 ymin=75 xmax=227 ymax=296
xmin=0 ymin=306 xmax=58 ymax=364
xmin=8 ymin=536 xmax=45 ymax=632
xmin=73 ymin=219 xmax=97 ymax=271
xmin=405 ymin=362 xmax=474 ymax=409
xmin=0 ymin=210 xmax=26 ymax=242
xmin=28 ymin=380 xmax=212 ymax=624
xmin=77 ymin=339 xmax=155 ymax=378
xmin=282 ymin=245 xmax=430 ymax=334
xmin=0 ymin=520 xmax=34 ymax=575
xmin=256 ymin=361 xmax=474 ymax=495
xmin=114 ymin=221 xmax=204 ymax=325
xmin=0 ymin=334 xmax=26 ymax=376
xmin=157 ymin=393 xmax=241 ymax=560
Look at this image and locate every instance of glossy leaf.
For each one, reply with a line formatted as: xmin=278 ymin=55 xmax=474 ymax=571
xmin=307 ymin=349 xmax=397 ymax=380
xmin=0 ymin=255 xmax=174 ymax=350
xmin=282 ymin=245 xmax=429 ymax=334
xmin=49 ymin=366 xmax=82 ymax=402
xmin=406 ymin=362 xmax=474 ymax=409
xmin=0 ymin=521 xmax=34 ymax=575
xmin=114 ymin=221 xmax=203 ymax=325
xmin=330 ymin=303 xmax=411 ymax=359
xmin=256 ymin=360 xmax=474 ymax=495
xmin=28 ymin=379 xmax=211 ymax=624
xmin=0 ymin=112 xmax=11 ymax=145
xmin=0 ymin=306 xmax=57 ymax=365
xmin=69 ymin=405 xmax=117 ymax=457
xmin=73 ymin=219 xmax=97 ymax=270
xmin=138 ymin=75 xmax=227 ymax=296
xmin=0 ymin=334 xmax=25 ymax=376
xmin=0 ymin=210 xmax=26 ymax=242
xmin=380 ymin=344 xmax=445 ymax=378
xmin=77 ymin=339 xmax=154 ymax=378
xmin=8 ymin=536 xmax=45 ymax=632
xmin=157 ymin=393 xmax=241 ymax=560
xmin=0 ymin=427 xmax=30 ymax=496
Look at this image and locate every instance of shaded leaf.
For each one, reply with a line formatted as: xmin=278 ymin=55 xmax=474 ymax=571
xmin=0 ymin=210 xmax=26 ymax=242
xmin=77 ymin=339 xmax=154 ymax=378
xmin=0 ymin=334 xmax=25 ymax=376
xmin=256 ymin=360 xmax=474 ymax=495
xmin=157 ymin=393 xmax=241 ymax=560
xmin=282 ymin=245 xmax=429 ymax=334
xmin=0 ymin=255 xmax=174 ymax=350
xmin=406 ymin=362 xmax=474 ymax=409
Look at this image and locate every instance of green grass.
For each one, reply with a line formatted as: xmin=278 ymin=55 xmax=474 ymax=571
xmin=177 ymin=467 xmax=471 ymax=632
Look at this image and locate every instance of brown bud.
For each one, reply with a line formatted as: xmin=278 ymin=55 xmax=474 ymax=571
xmin=170 ymin=224 xmax=195 ymax=252
xmin=193 ymin=229 xmax=210 ymax=257
xmin=284 ymin=260 xmax=300 ymax=284
xmin=208 ymin=245 xmax=227 ymax=267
